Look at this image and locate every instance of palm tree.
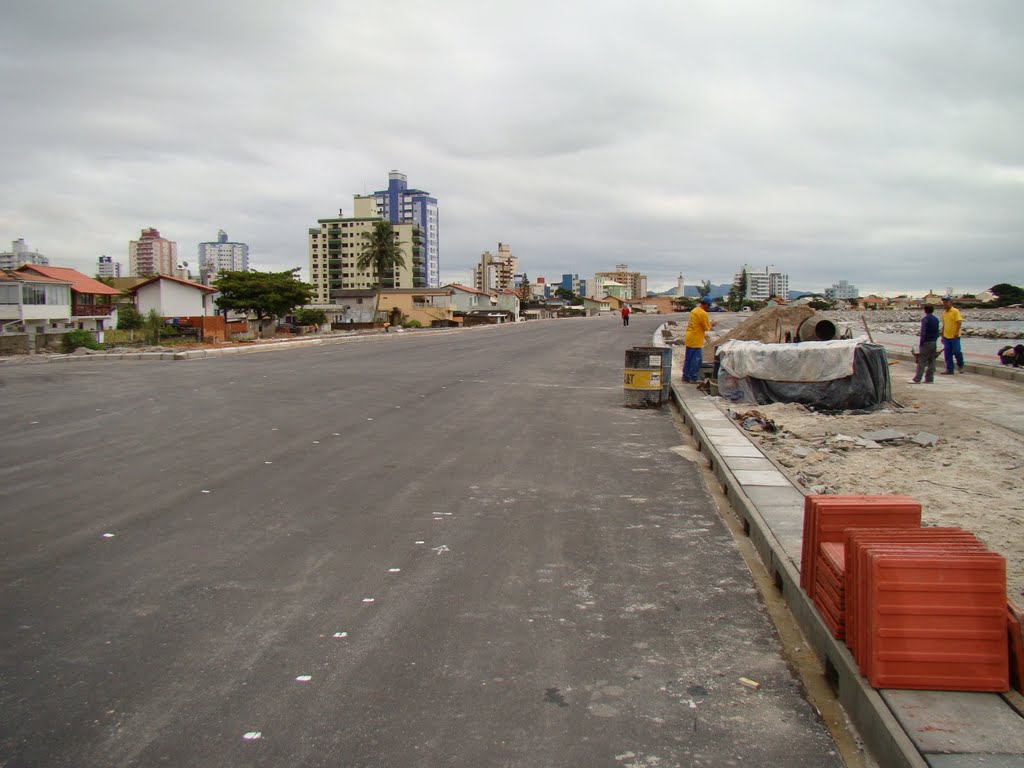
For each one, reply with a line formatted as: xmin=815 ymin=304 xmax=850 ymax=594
xmin=357 ymin=221 xmax=407 ymax=323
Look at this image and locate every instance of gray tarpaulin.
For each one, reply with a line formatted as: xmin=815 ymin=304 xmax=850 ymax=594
xmin=717 ymin=338 xmax=891 ymax=411
xmin=718 ymin=336 xmax=870 ymax=382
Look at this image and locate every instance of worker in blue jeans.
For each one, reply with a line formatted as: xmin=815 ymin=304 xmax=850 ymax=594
xmin=683 ymin=298 xmax=715 ymax=382
xmin=939 ymin=296 xmax=965 ymax=374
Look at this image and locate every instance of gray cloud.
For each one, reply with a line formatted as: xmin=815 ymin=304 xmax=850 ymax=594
xmin=2 ymin=0 xmax=1022 ymax=295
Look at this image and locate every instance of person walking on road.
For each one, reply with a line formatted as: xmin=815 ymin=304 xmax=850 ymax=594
xmin=621 ymin=305 xmax=630 ymax=327
xmin=683 ymin=298 xmax=715 ymax=382
xmin=910 ymin=304 xmax=940 ymax=383
xmin=940 ymin=296 xmax=965 ymax=375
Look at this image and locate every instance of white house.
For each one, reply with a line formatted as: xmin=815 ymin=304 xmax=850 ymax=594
xmin=131 ymin=275 xmax=217 ymax=317
xmin=1 ymin=269 xmax=73 ymax=336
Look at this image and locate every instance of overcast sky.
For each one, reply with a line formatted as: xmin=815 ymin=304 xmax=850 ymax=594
xmin=2 ymin=0 xmax=1021 ymax=296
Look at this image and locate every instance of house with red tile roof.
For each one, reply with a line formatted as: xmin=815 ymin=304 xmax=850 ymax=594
xmin=128 ymin=275 xmax=217 ymax=318
xmin=17 ymin=265 xmax=121 ymax=326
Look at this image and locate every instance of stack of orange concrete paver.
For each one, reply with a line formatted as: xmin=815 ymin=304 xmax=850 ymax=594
xmin=801 ymin=494 xmax=1014 ymax=693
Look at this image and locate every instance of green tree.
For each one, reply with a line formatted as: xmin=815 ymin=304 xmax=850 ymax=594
xmin=989 ymin=283 xmax=1024 ymax=306
xmin=214 ymin=269 xmax=314 ymax=337
xmin=117 ymin=305 xmax=145 ymax=330
xmin=518 ymin=273 xmax=532 ymax=303
xmin=554 ymin=287 xmax=580 ymax=303
xmin=357 ymin=221 xmax=407 ymax=321
xmin=697 ymin=280 xmax=712 ymax=299
xmin=293 ymin=308 xmax=327 ymax=327
xmin=144 ymin=309 xmax=163 ymax=346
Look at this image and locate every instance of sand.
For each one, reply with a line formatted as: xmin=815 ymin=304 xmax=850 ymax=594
xmin=669 ymin=341 xmax=1024 ymax=602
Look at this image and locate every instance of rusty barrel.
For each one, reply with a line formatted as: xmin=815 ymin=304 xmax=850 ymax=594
xmin=624 ymin=346 xmax=672 ymax=408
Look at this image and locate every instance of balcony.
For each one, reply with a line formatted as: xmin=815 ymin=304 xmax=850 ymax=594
xmin=73 ymin=304 xmax=113 ymax=317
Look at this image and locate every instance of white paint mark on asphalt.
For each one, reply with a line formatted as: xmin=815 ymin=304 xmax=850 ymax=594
xmin=333 ymin=632 xmax=348 ymax=638
xmin=332 ymin=433 xmax=340 ymax=436
xmin=432 ymin=545 xmax=449 ymax=555
xmin=415 ymin=540 xmax=425 ymax=544
xmin=272 ymin=428 xmax=278 ymax=431
xmin=394 ymin=405 xmax=401 ymax=408
xmin=265 ymin=461 xmax=273 ymax=464
xmin=362 ymin=597 xmax=375 ymax=603
xmin=388 ymin=568 xmax=401 ymax=572
xmin=102 ymin=533 xmax=115 ymax=538
xmin=30 ymin=421 xmax=39 ymax=424
xmin=367 ymin=418 xmax=373 ymax=421
xmin=201 ymin=490 xmax=211 ymax=494
xmin=243 ymin=731 xmax=262 ymax=741
xmin=295 ymin=675 xmax=312 ymax=682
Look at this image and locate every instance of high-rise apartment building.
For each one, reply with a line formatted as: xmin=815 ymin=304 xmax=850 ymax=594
xmin=355 ymin=170 xmax=439 ymax=287
xmin=472 ymin=242 xmax=518 ymax=292
xmin=734 ymin=264 xmax=789 ymax=301
xmin=198 ymin=229 xmax=249 ymax=283
xmin=97 ymin=255 xmax=121 ymax=278
xmin=129 ymin=228 xmax=177 ymax=277
xmin=594 ymin=264 xmax=647 ymax=300
xmin=0 ymin=239 xmax=49 ymax=270
xmin=825 ymin=279 xmax=859 ymax=300
xmin=308 ymin=196 xmax=425 ymax=304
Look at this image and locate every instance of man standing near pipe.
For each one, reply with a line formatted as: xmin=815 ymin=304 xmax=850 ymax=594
xmin=683 ymin=298 xmax=715 ymax=382
xmin=939 ymin=296 xmax=965 ymax=375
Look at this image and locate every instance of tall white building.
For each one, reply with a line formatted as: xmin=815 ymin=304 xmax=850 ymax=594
xmin=356 ymin=171 xmax=440 ymax=287
xmin=0 ymin=238 xmax=49 ymax=270
xmin=97 ymin=255 xmax=121 ymax=278
xmin=734 ymin=264 xmax=789 ymax=301
xmin=129 ymin=228 xmax=177 ymax=277
xmin=825 ymin=279 xmax=859 ymax=300
xmin=198 ymin=230 xmax=249 ymax=283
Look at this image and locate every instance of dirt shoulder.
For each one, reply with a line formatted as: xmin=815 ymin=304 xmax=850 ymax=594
xmin=671 ymin=342 xmax=1024 ymax=601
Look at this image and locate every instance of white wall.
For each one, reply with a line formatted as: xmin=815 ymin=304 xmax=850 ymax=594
xmin=137 ymin=280 xmax=209 ymax=317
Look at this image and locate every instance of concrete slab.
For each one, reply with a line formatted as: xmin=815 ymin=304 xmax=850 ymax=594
xmin=716 ymin=444 xmax=766 ymax=458
xmin=705 ymin=427 xmax=743 ymax=436
xmin=742 ymin=485 xmax=806 ymax=508
xmin=706 ymin=434 xmax=756 ymax=447
xmin=733 ymin=469 xmax=791 ymax=487
xmin=721 ymin=456 xmax=777 ymax=472
xmin=882 ymin=690 xmax=1024 ymax=754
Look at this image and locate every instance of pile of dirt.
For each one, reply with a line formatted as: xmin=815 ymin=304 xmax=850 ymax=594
xmin=711 ymin=306 xmax=816 ymax=349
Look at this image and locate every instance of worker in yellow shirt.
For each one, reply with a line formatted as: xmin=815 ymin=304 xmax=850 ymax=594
xmin=939 ymin=296 xmax=964 ymax=375
xmin=683 ymin=298 xmax=716 ymax=382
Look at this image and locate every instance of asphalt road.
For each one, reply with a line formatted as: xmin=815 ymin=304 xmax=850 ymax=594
xmin=0 ymin=315 xmax=842 ymax=767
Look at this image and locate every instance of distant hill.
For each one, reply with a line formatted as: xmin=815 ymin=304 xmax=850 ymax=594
xmin=649 ymin=286 xmax=813 ymax=301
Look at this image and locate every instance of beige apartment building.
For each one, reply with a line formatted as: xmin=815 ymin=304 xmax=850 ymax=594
xmin=308 ymin=196 xmax=425 ymax=304
xmin=594 ymin=264 xmax=647 ymax=300
xmin=472 ymin=242 xmax=518 ymax=292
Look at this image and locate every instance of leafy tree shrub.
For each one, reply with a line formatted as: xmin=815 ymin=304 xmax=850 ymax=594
xmin=62 ymin=329 xmax=102 ymax=352
xmin=144 ymin=309 xmax=163 ymax=346
xmin=404 ymin=319 xmax=423 ymax=328
xmin=117 ymin=306 xmax=144 ymax=330
xmin=293 ymin=308 xmax=327 ymax=326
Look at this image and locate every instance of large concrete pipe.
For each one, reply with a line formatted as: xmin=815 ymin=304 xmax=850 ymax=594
xmin=796 ymin=315 xmax=838 ymax=342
